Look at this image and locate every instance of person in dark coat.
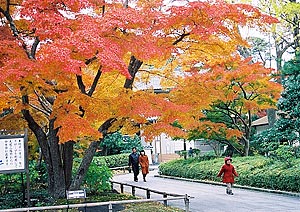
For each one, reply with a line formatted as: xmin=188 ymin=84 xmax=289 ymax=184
xmin=139 ymin=150 xmax=149 ymax=182
xmin=217 ymin=156 xmax=238 ymax=195
xmin=128 ymin=147 xmax=139 ymax=182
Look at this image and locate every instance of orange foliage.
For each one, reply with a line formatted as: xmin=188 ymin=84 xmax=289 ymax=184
xmin=0 ymin=0 xmax=281 ymax=144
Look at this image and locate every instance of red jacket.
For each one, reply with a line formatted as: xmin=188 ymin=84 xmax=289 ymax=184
xmin=217 ymin=164 xmax=238 ymax=183
xmin=139 ymin=155 xmax=149 ymax=174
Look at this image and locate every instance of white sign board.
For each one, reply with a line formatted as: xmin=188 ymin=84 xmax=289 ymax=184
xmin=66 ymin=190 xmax=86 ymax=199
xmin=0 ymin=137 xmax=26 ymax=173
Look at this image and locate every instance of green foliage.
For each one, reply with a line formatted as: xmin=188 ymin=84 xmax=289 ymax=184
xmin=0 ymin=160 xmax=50 ymax=209
xmin=74 ymin=154 xmax=130 ymax=194
xmin=122 ymin=135 xmax=143 ymax=153
xmin=159 ymin=156 xmax=300 ymax=192
xmin=192 ymin=149 xmax=201 ymax=156
xmin=93 ymin=153 xmax=129 ymax=168
xmin=177 ymin=150 xmax=188 ymax=158
xmin=238 ymin=36 xmax=271 ymax=64
xmin=252 ymin=54 xmax=300 ymax=156
xmin=251 ymin=128 xmax=281 ymax=155
xmin=179 ymin=149 xmax=201 ymax=158
xmin=99 ymin=132 xmax=143 ymax=156
xmin=270 ymin=145 xmax=295 ymax=163
xmin=73 ymin=154 xmax=128 ymax=194
xmin=83 ymin=162 xmax=112 ymax=194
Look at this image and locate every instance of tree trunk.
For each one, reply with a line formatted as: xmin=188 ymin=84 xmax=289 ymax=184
xmin=267 ymin=108 xmax=276 ymax=128
xmin=243 ymin=138 xmax=249 ymax=157
xmin=70 ymin=140 xmax=100 ymax=190
xmin=22 ymin=109 xmax=67 ymax=198
xmin=47 ymin=120 xmax=66 ymax=198
xmin=183 ymin=139 xmax=187 ymax=159
xmin=70 ymin=118 xmax=118 ymax=190
xmin=62 ymin=141 xmax=74 ymax=189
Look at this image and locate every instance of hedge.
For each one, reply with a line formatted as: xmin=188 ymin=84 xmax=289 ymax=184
xmin=159 ymin=156 xmax=300 ymax=192
xmin=92 ymin=153 xmax=129 ymax=168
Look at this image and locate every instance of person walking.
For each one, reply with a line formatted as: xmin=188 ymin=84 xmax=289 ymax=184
xmin=139 ymin=150 xmax=149 ymax=182
xmin=217 ymin=156 xmax=238 ymax=195
xmin=188 ymin=147 xmax=193 ymax=158
xmin=128 ymin=147 xmax=140 ymax=182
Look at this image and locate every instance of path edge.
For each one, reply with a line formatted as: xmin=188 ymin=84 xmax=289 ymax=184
xmin=154 ymin=174 xmax=300 ymax=197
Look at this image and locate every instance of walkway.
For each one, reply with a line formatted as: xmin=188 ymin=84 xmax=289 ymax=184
xmin=112 ymin=165 xmax=300 ymax=212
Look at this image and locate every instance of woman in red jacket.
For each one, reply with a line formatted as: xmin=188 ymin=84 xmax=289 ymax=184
xmin=139 ymin=150 xmax=149 ymax=182
xmin=217 ymin=157 xmax=238 ymax=195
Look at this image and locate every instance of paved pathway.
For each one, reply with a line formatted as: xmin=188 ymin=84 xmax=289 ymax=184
xmin=112 ymin=165 xmax=300 ymax=212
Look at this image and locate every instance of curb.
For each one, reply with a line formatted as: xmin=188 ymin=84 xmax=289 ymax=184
xmin=154 ymin=174 xmax=300 ymax=197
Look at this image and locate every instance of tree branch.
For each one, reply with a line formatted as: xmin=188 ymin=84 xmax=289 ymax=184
xmin=76 ymin=75 xmax=86 ymax=94
xmin=21 ymin=93 xmax=51 ymax=166
xmin=34 ymin=89 xmax=53 ymax=115
xmin=172 ymin=32 xmax=191 ymax=45
xmin=87 ymin=66 xmax=102 ymax=97
xmin=124 ymin=56 xmax=143 ymax=89
xmin=31 ymin=37 xmax=40 ymax=59
xmin=0 ymin=6 xmax=18 ymax=36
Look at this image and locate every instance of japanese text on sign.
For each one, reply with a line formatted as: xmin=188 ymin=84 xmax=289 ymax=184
xmin=0 ymin=137 xmax=25 ymax=172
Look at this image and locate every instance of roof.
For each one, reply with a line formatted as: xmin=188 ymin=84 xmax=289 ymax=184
xmin=252 ymin=116 xmax=268 ymax=127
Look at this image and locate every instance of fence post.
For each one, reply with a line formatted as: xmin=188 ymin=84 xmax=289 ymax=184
xmin=108 ymin=203 xmax=113 ymax=212
xmin=184 ymin=194 xmax=190 ymax=212
xmin=120 ymin=184 xmax=124 ymax=193
xmin=146 ymin=189 xmax=150 ymax=199
xmin=132 ymin=186 xmax=136 ymax=196
xmin=163 ymin=193 xmax=167 ymax=206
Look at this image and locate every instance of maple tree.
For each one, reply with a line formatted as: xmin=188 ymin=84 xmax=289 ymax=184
xmin=232 ymin=0 xmax=300 ymax=127
xmin=0 ymin=0 xmax=281 ymax=198
xmin=172 ymin=57 xmax=282 ymax=156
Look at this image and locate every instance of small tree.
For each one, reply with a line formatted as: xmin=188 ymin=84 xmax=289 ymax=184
xmin=173 ymin=57 xmax=282 ymax=156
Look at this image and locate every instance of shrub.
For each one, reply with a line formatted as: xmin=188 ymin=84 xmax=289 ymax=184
xmin=83 ymin=162 xmax=112 ymax=194
xmin=92 ymin=153 xmax=129 ymax=168
xmin=159 ymin=156 xmax=300 ymax=192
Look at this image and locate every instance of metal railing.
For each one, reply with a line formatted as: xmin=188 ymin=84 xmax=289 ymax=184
xmin=0 ymin=196 xmax=190 ymax=212
xmin=110 ymin=180 xmax=192 ymax=210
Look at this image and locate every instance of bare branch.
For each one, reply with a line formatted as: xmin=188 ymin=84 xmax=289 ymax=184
xmin=34 ymin=89 xmax=53 ymax=114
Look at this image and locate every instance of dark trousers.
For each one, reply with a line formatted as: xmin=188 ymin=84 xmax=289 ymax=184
xmin=132 ymin=165 xmax=139 ymax=181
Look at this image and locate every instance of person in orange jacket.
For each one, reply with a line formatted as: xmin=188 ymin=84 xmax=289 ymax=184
xmin=217 ymin=156 xmax=238 ymax=195
xmin=139 ymin=150 xmax=149 ymax=182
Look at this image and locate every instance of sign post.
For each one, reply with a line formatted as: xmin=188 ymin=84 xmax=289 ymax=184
xmin=0 ymin=129 xmax=29 ymax=207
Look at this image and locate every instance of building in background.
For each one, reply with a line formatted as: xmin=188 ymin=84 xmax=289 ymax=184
xmin=252 ymin=116 xmax=269 ymax=134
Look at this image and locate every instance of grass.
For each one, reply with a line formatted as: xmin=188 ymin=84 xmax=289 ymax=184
xmin=122 ymin=202 xmax=185 ymax=212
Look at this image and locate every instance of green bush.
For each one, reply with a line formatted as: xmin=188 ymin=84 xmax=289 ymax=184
xmin=0 ymin=160 xmax=50 ymax=209
xmin=159 ymin=156 xmax=300 ymax=192
xmin=103 ymin=153 xmax=129 ymax=167
xmin=92 ymin=153 xmax=129 ymax=168
xmin=83 ymin=162 xmax=112 ymax=194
